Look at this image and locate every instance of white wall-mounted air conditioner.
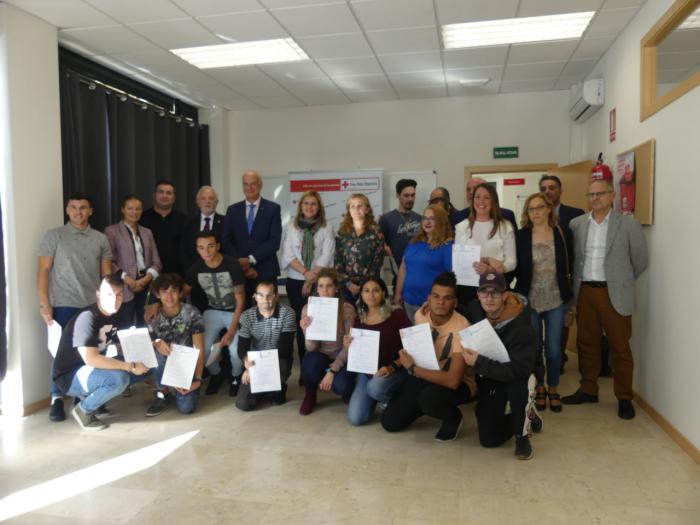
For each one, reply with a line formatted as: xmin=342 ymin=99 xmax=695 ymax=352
xmin=569 ymin=78 xmax=604 ymax=122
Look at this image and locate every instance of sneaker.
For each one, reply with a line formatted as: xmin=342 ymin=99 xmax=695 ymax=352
xmin=71 ymin=404 xmax=108 ymax=431
xmin=435 ymin=412 xmax=463 ymax=442
xmin=145 ymin=392 xmax=168 ymax=417
xmin=618 ymin=399 xmax=636 ymax=420
xmin=270 ymin=386 xmax=287 ymax=406
xmin=515 ymin=435 xmax=533 ymax=460
xmin=94 ymin=404 xmax=114 ymax=418
xmin=49 ymin=399 xmax=65 ymax=422
xmin=205 ymin=373 xmax=223 ymax=396
xmin=561 ymin=389 xmax=599 ymax=405
xmin=228 ymin=376 xmax=241 ymax=397
xmin=299 ymin=389 xmax=317 ymax=415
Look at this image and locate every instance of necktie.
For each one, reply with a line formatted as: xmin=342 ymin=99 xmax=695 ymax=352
xmin=203 ymin=217 xmax=211 ymax=232
xmin=247 ymin=203 xmax=256 ymax=234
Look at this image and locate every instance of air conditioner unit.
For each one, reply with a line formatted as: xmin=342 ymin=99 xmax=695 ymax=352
xmin=569 ymin=78 xmax=604 ymax=122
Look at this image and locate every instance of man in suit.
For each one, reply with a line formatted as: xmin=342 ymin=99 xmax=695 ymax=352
xmin=452 ymin=177 xmax=518 ymax=231
xmin=181 ymin=185 xmax=224 ymax=274
xmin=562 ymin=179 xmax=647 ymax=419
xmin=221 ymin=170 xmax=282 ymax=306
xmin=539 ymin=175 xmax=585 ymax=229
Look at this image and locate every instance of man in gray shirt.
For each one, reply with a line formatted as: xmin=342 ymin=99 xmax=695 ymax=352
xmin=379 ymin=179 xmax=421 ymax=270
xmin=38 ymin=193 xmax=112 ymax=422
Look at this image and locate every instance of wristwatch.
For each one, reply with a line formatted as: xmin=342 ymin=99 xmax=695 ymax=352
xmin=325 ymin=367 xmax=336 ymax=375
xmin=193 ymin=376 xmax=203 ymax=382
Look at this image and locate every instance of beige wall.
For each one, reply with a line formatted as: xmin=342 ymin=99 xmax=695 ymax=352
xmin=572 ymin=0 xmax=700 ymax=448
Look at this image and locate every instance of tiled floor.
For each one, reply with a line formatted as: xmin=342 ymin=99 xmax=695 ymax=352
xmin=1 ymin=355 xmax=699 ymax=524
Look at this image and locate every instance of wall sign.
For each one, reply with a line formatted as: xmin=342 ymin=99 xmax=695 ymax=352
xmin=504 ymin=178 xmax=525 ymax=186
xmin=493 ymin=146 xmax=519 ymax=159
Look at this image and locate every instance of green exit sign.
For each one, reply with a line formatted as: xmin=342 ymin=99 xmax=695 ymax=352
xmin=493 ymin=146 xmax=519 ymax=159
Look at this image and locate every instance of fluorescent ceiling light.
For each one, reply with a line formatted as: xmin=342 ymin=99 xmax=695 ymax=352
xmin=458 ymin=78 xmax=491 ymax=86
xmin=171 ymin=38 xmax=309 ymax=69
xmin=442 ymin=11 xmax=595 ymax=49
xmin=678 ymin=8 xmax=700 ymax=29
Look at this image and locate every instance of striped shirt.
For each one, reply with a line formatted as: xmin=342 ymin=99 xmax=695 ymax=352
xmin=238 ymin=304 xmax=296 ymax=351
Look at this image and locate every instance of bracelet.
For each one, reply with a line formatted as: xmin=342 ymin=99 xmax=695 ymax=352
xmin=325 ymin=367 xmax=336 ymax=375
xmin=193 ymin=376 xmax=202 ymax=382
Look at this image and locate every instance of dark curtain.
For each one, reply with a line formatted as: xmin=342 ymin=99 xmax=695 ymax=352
xmin=0 ymin=197 xmax=6 ymax=382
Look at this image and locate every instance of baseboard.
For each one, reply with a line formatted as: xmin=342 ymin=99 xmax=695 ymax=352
xmin=23 ymin=397 xmax=50 ymax=416
xmin=635 ymin=391 xmax=700 ymax=466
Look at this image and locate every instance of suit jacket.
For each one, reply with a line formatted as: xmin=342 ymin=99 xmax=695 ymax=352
xmin=221 ymin=198 xmax=282 ymax=281
xmin=180 ymin=212 xmax=224 ymax=272
xmin=104 ymin=222 xmax=162 ymax=303
xmin=570 ymin=210 xmax=648 ymax=316
xmin=452 ymin=206 xmax=518 ymax=232
xmin=557 ymin=203 xmax=585 ymax=230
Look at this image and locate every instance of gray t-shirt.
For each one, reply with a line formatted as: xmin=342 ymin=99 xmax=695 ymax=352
xmin=38 ymin=223 xmax=112 ymax=308
xmin=378 ymin=209 xmax=422 ymax=267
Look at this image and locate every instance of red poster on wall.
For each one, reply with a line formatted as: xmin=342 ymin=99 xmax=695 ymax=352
xmin=609 ymin=107 xmax=616 ymax=142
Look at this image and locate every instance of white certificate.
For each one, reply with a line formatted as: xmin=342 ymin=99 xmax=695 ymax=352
xmin=117 ymin=327 xmax=158 ymax=369
xmin=347 ymin=328 xmax=380 ymax=375
xmin=47 ymin=321 xmax=62 ymax=358
xmin=161 ymin=344 xmax=200 ymax=390
xmin=247 ymin=349 xmax=281 ymax=394
xmin=400 ymin=323 xmax=440 ymax=371
xmin=459 ymin=319 xmax=510 ymax=363
xmin=206 ymin=342 xmax=222 ymax=368
xmin=305 ymin=296 xmax=339 ymax=342
xmin=453 ymin=244 xmax=481 ymax=287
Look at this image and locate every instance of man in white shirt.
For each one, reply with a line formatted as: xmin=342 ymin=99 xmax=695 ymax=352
xmin=562 ymin=179 xmax=647 ymax=419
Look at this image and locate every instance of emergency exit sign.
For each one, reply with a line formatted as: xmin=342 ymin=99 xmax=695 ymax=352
xmin=493 ymin=146 xmax=519 ymax=159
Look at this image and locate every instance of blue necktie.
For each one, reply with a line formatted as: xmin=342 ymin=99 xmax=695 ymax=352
xmin=247 ymin=203 xmax=256 ymax=234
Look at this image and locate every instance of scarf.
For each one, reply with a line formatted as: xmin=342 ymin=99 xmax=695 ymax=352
xmin=299 ymin=218 xmax=320 ymax=270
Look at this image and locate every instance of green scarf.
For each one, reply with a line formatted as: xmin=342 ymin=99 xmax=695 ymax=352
xmin=299 ymin=218 xmax=320 ymax=270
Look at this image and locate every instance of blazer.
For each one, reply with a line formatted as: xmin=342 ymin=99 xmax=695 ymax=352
xmin=180 ymin=212 xmax=224 ymax=272
xmin=570 ymin=210 xmax=648 ymax=316
xmin=221 ymin=197 xmax=282 ymax=281
xmin=557 ymin=203 xmax=585 ymax=230
xmin=514 ymin=225 xmax=574 ymax=305
xmin=452 ymin=206 xmax=518 ymax=232
xmin=104 ymin=222 xmax=162 ymax=303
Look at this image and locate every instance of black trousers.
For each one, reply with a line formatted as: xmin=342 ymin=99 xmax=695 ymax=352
xmin=475 ymin=376 xmax=529 ymax=447
xmin=456 ymin=285 xmax=478 ymax=315
xmin=285 ymin=277 xmax=307 ymax=363
xmin=380 ymin=376 xmax=471 ymax=432
xmin=235 ymin=357 xmax=291 ymax=412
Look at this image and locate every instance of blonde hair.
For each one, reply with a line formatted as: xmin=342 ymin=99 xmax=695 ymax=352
xmin=520 ymin=192 xmax=557 ymax=229
xmin=412 ymin=205 xmax=453 ymax=247
xmin=338 ymin=194 xmax=377 ymax=235
xmin=293 ymin=190 xmax=327 ymax=229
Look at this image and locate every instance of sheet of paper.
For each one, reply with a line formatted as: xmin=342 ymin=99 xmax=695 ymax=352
xmin=305 ymin=296 xmax=339 ymax=342
xmin=47 ymin=321 xmax=62 ymax=358
xmin=347 ymin=328 xmax=380 ymax=375
xmin=453 ymin=244 xmax=481 ymax=287
xmin=206 ymin=342 xmax=222 ymax=368
xmin=117 ymin=327 xmax=158 ymax=369
xmin=400 ymin=323 xmax=440 ymax=371
xmin=247 ymin=349 xmax=281 ymax=394
xmin=459 ymin=319 xmax=511 ymax=363
xmin=161 ymin=344 xmax=200 ymax=390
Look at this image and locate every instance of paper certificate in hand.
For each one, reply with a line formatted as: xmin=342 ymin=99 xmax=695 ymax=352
xmin=400 ymin=323 xmax=440 ymax=371
xmin=459 ymin=319 xmax=510 ymax=363
xmin=347 ymin=328 xmax=380 ymax=375
xmin=453 ymin=244 xmax=481 ymax=287
xmin=305 ymin=296 xmax=339 ymax=342
xmin=47 ymin=321 xmax=62 ymax=358
xmin=161 ymin=344 xmax=199 ymax=390
xmin=117 ymin=327 xmax=158 ymax=369
xmin=247 ymin=349 xmax=282 ymax=394
xmin=206 ymin=342 xmax=222 ymax=368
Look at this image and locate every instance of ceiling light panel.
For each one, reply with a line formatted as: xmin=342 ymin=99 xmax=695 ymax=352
xmin=442 ymin=11 xmax=595 ymax=49
xmin=171 ymin=38 xmax=309 ymax=69
xmin=678 ymin=7 xmax=700 ymax=29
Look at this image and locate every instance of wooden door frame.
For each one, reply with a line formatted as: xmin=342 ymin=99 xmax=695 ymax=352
xmin=463 ymin=163 xmax=558 ymax=208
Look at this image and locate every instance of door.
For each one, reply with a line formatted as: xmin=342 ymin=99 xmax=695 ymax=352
xmin=547 ymin=160 xmax=593 ymax=211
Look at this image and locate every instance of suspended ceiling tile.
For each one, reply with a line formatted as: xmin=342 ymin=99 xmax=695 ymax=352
xmin=396 ymin=85 xmax=447 ymax=99
xmin=388 ymin=69 xmax=445 ymax=88
xmin=444 ymin=65 xmax=504 ymax=84
xmin=317 ymin=56 xmax=384 ymax=77
xmin=449 ymin=81 xmax=501 ymax=96
xmin=271 ymin=3 xmax=360 ymax=38
xmin=220 ymin=98 xmax=262 ymax=110
xmin=554 ymin=76 xmax=583 ymax=90
xmin=249 ymin=95 xmax=305 ymax=109
xmin=85 ymin=0 xmax=188 ymax=24
xmin=518 ymin=0 xmax=604 ymax=17
xmin=443 ymin=46 xmax=509 ymax=69
xmin=223 ymin=80 xmax=292 ymax=99
xmin=585 ymin=6 xmax=638 ymax=38
xmin=128 ymin=18 xmax=221 ymax=49
xmin=502 ymin=60 xmax=567 ymax=81
xmin=508 ymin=40 xmax=579 ymax=65
xmin=366 ymin=27 xmax=440 ymax=55
xmin=207 ymin=65 xmax=275 ymax=84
xmin=258 ymin=61 xmax=327 ymax=82
xmin=3 ymin=0 xmax=116 ymax=28
xmin=350 ymin=0 xmax=437 ymax=31
xmin=60 ymin=26 xmax=158 ymax=56
xmin=347 ymin=90 xmax=397 ymax=103
xmin=435 ymin=0 xmax=518 ymax=25
xmin=500 ymin=78 xmax=558 ymax=93
xmin=260 ymin=0 xmax=345 ymax=7
xmin=560 ymin=58 xmax=598 ymax=77
xmin=197 ymin=10 xmax=289 ymax=42
xmin=602 ymin=0 xmax=643 ymax=8
xmin=297 ymin=33 xmax=374 ymax=60
xmin=378 ymin=51 xmax=442 ymax=73
xmin=571 ymin=35 xmax=616 ymax=60
xmin=331 ymin=74 xmax=393 ymax=92
xmin=172 ymin=0 xmax=263 ymax=17
xmin=295 ymin=89 xmax=351 ymax=106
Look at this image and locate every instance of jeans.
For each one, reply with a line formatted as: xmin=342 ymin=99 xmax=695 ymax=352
xmin=66 ymin=365 xmax=150 ymax=413
xmin=51 ymin=306 xmax=82 ymax=396
xmin=203 ymin=309 xmax=242 ymax=377
xmin=300 ymin=351 xmax=356 ymax=398
xmin=531 ymin=303 xmax=566 ymax=387
xmin=154 ymin=352 xmax=201 ymax=414
xmin=348 ymin=369 xmax=409 ymax=426
xmin=403 ymin=303 xmax=420 ymax=324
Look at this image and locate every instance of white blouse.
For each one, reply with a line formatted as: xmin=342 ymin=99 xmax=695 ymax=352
xmin=280 ymin=222 xmax=336 ymax=280
xmin=454 ymin=219 xmax=517 ymax=273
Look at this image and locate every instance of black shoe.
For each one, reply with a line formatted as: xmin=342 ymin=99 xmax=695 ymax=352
xmin=205 ymin=373 xmax=223 ymax=396
xmin=561 ymin=389 xmax=599 ymax=405
xmin=434 ymin=413 xmax=463 ymax=442
xmin=145 ymin=392 xmax=168 ymax=417
xmin=618 ymin=399 xmax=636 ymax=420
xmin=49 ymin=399 xmax=65 ymax=422
xmin=515 ymin=435 xmax=533 ymax=460
xmin=228 ymin=376 xmax=241 ymax=397
xmin=270 ymin=385 xmax=287 ymax=406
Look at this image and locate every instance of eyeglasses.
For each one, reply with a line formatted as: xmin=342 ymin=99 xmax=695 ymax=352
xmin=527 ymin=204 xmax=547 ymax=213
xmin=586 ymin=190 xmax=612 ymax=198
xmin=477 ymin=290 xmax=503 ymax=298
xmin=254 ymin=293 xmax=276 ymax=300
xmin=422 ymin=216 xmax=436 ymax=222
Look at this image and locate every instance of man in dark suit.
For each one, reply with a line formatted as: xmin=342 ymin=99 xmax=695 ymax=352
xmin=539 ymin=175 xmax=585 ymax=229
xmin=181 ymin=185 xmax=225 ymax=274
xmin=221 ymin=170 xmax=282 ymax=306
xmin=452 ymin=177 xmax=518 ymax=231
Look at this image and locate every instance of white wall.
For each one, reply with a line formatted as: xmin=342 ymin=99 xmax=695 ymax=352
xmin=0 ymin=3 xmax=63 ymax=413
xmin=225 ymin=92 xmax=572 ymax=207
xmin=199 ymin=107 xmax=229 ymax=214
xmin=572 ymin=0 xmax=700 ymax=448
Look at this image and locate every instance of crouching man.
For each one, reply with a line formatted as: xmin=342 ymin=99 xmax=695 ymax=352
xmin=462 ymin=272 xmax=539 ymax=460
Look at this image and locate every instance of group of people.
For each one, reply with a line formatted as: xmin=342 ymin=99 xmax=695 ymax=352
xmin=39 ymin=168 xmax=648 ymax=461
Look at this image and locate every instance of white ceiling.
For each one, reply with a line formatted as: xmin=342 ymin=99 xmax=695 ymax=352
xmin=5 ymin=0 xmax=645 ymax=110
